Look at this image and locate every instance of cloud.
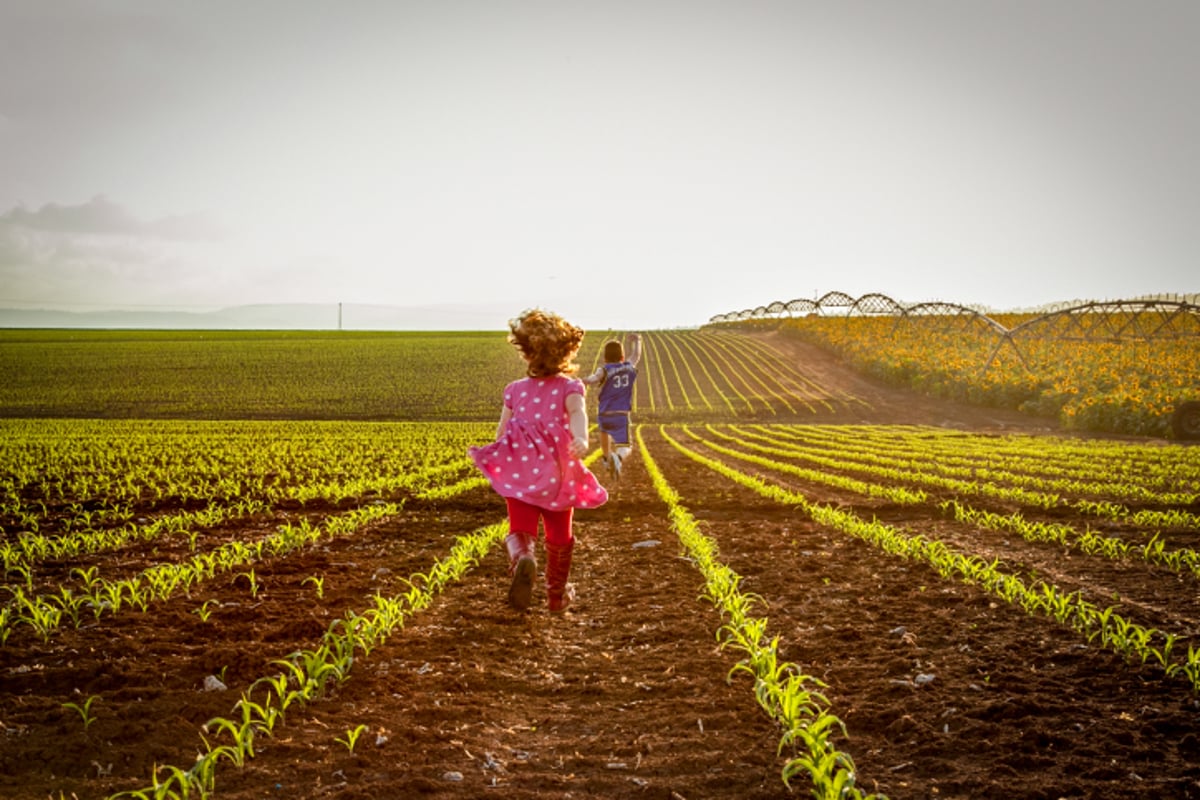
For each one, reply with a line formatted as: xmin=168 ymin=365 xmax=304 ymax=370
xmin=0 ymin=196 xmax=228 ymax=307
xmin=1 ymin=195 xmax=222 ymax=241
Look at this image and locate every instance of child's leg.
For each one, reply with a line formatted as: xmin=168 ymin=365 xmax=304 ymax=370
xmin=505 ymin=497 xmax=542 ymax=541
xmin=541 ymin=507 xmax=575 ymax=612
xmin=595 ymin=427 xmax=616 ymax=478
xmin=604 ymin=416 xmax=630 ymax=480
xmin=613 ymin=416 xmax=632 ymax=460
xmin=541 ymin=507 xmax=573 ymax=548
xmin=503 ymin=498 xmax=540 ymax=611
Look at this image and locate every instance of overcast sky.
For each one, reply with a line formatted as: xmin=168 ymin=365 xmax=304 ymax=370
xmin=1 ymin=1 xmax=1196 ymax=330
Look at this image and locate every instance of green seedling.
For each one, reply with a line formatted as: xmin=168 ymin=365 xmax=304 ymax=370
xmin=63 ymin=694 xmax=101 ymax=731
xmin=303 ymin=575 xmax=325 ymax=598
xmin=193 ymin=599 xmax=219 ymax=622
xmin=336 ymin=723 xmax=369 ymax=754
xmin=236 ymin=569 xmax=260 ymax=598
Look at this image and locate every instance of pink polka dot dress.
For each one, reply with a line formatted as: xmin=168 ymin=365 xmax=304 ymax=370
xmin=470 ymin=375 xmax=608 ymax=510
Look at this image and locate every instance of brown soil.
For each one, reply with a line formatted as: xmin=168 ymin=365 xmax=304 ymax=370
xmin=3 ymin=334 xmax=1199 ymax=800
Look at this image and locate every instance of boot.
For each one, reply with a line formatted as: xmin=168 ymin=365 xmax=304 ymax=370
xmin=544 ymin=540 xmax=576 ymax=613
xmin=504 ymin=532 xmax=537 ymax=611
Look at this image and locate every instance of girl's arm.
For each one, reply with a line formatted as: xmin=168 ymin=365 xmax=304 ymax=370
xmin=565 ymin=393 xmax=589 ymax=456
xmin=494 ymin=406 xmax=513 ymax=440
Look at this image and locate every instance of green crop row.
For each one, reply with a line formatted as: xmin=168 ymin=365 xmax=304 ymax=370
xmin=660 ymin=426 xmax=1200 ymax=693
xmin=2 ymin=503 xmax=402 ymax=645
xmin=637 ymin=427 xmax=882 ymax=798
xmin=109 ymin=519 xmax=507 ymax=800
xmin=674 ymin=424 xmax=1200 ymax=582
xmin=701 ymin=424 xmax=1200 ymax=525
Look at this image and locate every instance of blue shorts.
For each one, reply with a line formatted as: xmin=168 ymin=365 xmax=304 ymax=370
xmin=597 ymin=412 xmax=630 ymax=445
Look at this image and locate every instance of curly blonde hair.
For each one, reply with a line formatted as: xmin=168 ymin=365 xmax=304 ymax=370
xmin=508 ymin=308 xmax=584 ymax=378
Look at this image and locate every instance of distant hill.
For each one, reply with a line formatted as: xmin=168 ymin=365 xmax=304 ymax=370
xmin=0 ymin=302 xmax=512 ymax=330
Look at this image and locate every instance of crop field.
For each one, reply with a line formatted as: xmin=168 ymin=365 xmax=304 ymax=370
xmin=765 ymin=309 xmax=1200 ymax=438
xmin=2 ymin=328 xmax=1199 ymax=799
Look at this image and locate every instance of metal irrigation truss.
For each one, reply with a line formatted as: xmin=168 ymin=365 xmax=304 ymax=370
xmin=710 ymin=293 xmax=1200 ymax=438
xmin=713 ymin=293 xmax=1199 ymax=336
xmin=711 ymin=291 xmax=927 ymax=323
xmin=709 ymin=293 xmax=1200 ymax=372
xmin=1005 ymin=299 xmax=1200 ymax=341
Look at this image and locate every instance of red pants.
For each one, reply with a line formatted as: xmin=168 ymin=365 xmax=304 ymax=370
xmin=506 ymin=497 xmax=574 ymax=547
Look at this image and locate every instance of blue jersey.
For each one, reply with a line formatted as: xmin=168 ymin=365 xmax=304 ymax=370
xmin=598 ymin=361 xmax=637 ymax=414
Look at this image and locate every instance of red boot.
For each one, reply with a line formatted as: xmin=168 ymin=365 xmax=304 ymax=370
xmin=544 ymin=540 xmax=576 ymax=613
xmin=504 ymin=532 xmax=537 ymax=611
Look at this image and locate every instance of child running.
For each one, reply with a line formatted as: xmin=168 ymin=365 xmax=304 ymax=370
xmin=469 ymin=309 xmax=608 ymax=613
xmin=581 ymin=332 xmax=641 ymax=481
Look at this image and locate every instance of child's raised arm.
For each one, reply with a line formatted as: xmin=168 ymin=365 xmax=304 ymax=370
xmin=627 ymin=333 xmax=642 ymax=367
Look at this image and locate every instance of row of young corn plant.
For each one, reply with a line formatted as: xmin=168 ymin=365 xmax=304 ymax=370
xmin=1 ymin=502 xmax=402 ymax=645
xmin=639 ymin=332 xmax=758 ymax=416
xmin=708 ymin=331 xmax=867 ymax=411
xmin=941 ymin=500 xmax=1200 ymax=579
xmin=704 ymin=332 xmax=804 ymax=414
xmin=690 ymin=426 xmax=1200 ymax=563
xmin=635 ymin=428 xmax=883 ymax=799
xmin=1 ymin=496 xmax=134 ymax=535
xmin=0 ymin=420 xmax=491 ymax=522
xmin=751 ymin=423 xmax=1200 ymax=500
xmin=700 ymin=424 xmax=1056 ymax=507
xmin=677 ymin=426 xmax=1200 ymax=587
xmin=719 ymin=424 xmax=1200 ymax=526
xmin=3 ymin=454 xmax=471 ymax=536
xmin=694 ymin=332 xmax=778 ymax=415
xmin=658 ymin=426 xmax=1200 ymax=693
xmin=640 ymin=329 xmax=684 ymax=413
xmin=1066 ymin=498 xmax=1200 ymax=530
xmin=106 ymin=519 xmax=508 ymax=800
xmin=683 ymin=426 xmax=927 ymax=505
xmin=627 ymin=333 xmax=658 ymax=414
xmin=701 ymin=330 xmax=837 ymax=414
xmin=806 ymin=422 xmax=1200 ymax=494
xmin=1 ymin=426 xmax=560 ymax=647
xmin=282 ymin=458 xmax=476 ymax=504
xmin=3 ymin=459 xmax=479 ymax=595
xmin=761 ymin=423 xmax=1198 ymax=507
xmin=679 ymin=331 xmax=781 ymax=414
xmin=654 ymin=331 xmax=715 ymax=413
xmin=795 ymin=424 xmax=1200 ymax=530
xmin=638 ymin=333 xmax=686 ymax=415
xmin=665 ymin=330 xmax=740 ymax=415
xmin=1 ymin=500 xmax=269 ymax=581
xmin=731 ymin=424 xmax=1061 ymax=508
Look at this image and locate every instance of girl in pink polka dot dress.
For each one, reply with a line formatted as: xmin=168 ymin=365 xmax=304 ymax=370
xmin=469 ymin=309 xmax=607 ymax=612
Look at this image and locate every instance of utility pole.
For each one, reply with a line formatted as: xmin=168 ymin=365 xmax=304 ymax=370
xmin=338 ymin=302 xmax=342 ymax=331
